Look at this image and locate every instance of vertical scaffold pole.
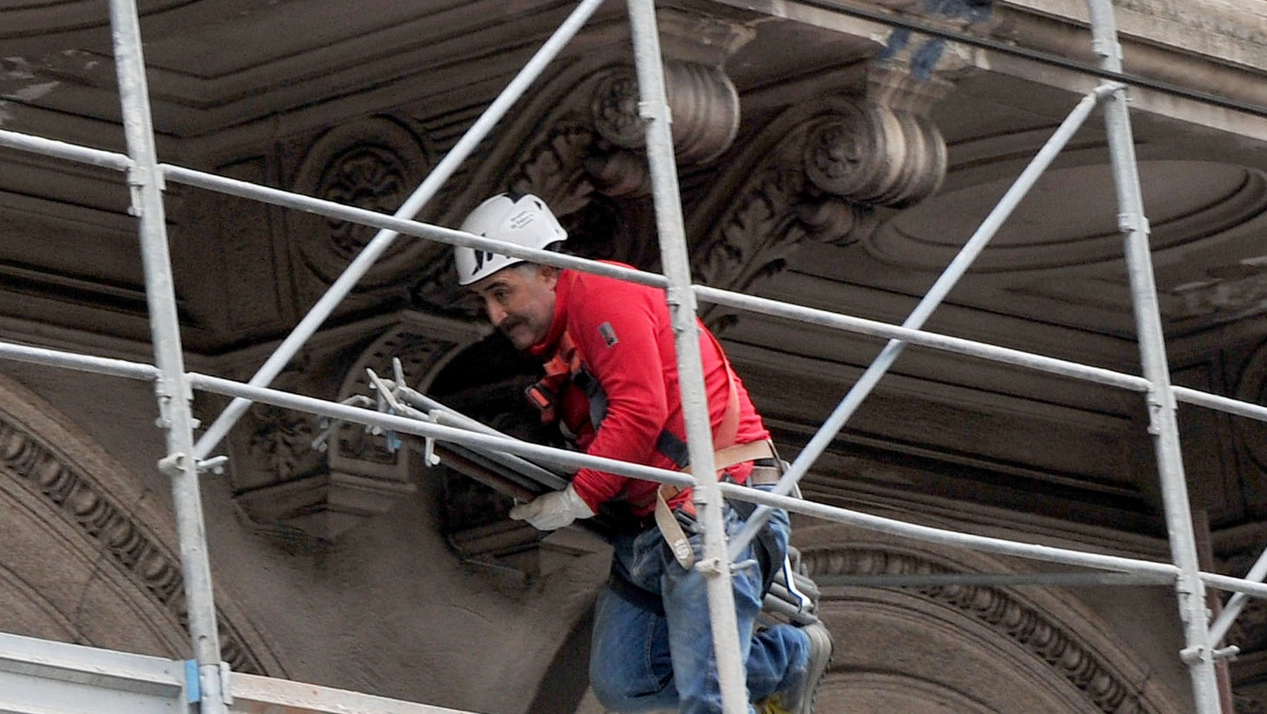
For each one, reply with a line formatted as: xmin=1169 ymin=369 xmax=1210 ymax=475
xmin=626 ymin=1 xmax=747 ymax=713
xmin=108 ymin=1 xmax=227 ymax=712
xmin=1087 ymin=1 xmax=1223 ymax=712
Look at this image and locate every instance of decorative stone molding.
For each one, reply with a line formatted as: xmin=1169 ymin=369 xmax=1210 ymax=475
xmin=505 ymin=117 xmax=656 ymax=269
xmin=508 ymin=120 xmax=600 ymax=218
xmin=798 ymin=536 xmax=1180 ymax=714
xmin=411 ymin=11 xmax=752 ymax=290
xmin=590 ymin=69 xmax=643 ymax=152
xmin=803 ymin=98 xmax=946 ymax=209
xmin=588 ymin=9 xmax=753 ymax=166
xmin=230 ymin=312 xmax=486 ymax=541
xmin=288 ymin=116 xmax=433 ymax=297
xmin=0 ymin=377 xmax=276 ymax=676
xmin=694 ymin=163 xmax=874 ymax=297
xmin=590 ymin=61 xmax=741 ymax=166
xmin=688 ymin=96 xmax=886 ymax=321
xmin=799 ymin=0 xmax=989 ymax=212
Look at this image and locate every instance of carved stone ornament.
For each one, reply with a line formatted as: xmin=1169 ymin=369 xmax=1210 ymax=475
xmin=590 ymin=69 xmax=643 ymax=151
xmin=688 ymin=96 xmax=887 ymax=322
xmin=803 ymin=98 xmax=947 ymax=209
xmin=0 ymin=375 xmax=277 ymax=676
xmin=590 ymin=62 xmax=741 ymax=165
xmin=506 ymin=117 xmax=656 ymax=268
xmin=587 ymin=7 xmax=753 ymax=166
xmin=508 ymin=120 xmax=600 ymax=218
xmin=290 ymin=116 xmax=432 ymax=292
xmin=693 ymin=165 xmax=872 ymax=300
xmin=233 ymin=313 xmax=486 ymax=541
xmin=809 ymin=548 xmax=1137 ymax=712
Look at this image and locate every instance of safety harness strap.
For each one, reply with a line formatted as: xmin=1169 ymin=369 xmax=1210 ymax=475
xmin=527 ymin=326 xmax=780 ymax=571
xmin=653 ymin=440 xmax=775 ymax=570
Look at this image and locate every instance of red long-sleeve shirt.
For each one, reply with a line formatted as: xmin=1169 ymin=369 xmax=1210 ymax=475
xmin=527 ymin=265 xmax=770 ymax=516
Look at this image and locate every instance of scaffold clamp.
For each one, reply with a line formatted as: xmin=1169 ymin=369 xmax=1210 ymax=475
xmin=185 ymin=660 xmax=234 ymax=706
xmin=197 ymin=455 xmax=228 ymax=476
xmin=158 ymin=452 xmax=188 ymax=476
xmin=1181 ymin=645 xmax=1240 ymax=665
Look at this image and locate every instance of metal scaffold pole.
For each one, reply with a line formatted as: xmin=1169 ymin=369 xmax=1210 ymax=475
xmin=626 ymin=1 xmax=748 ymax=712
xmin=108 ymin=1 xmax=227 ymax=712
xmin=1086 ymin=0 xmax=1224 ymax=711
xmin=1 ymin=1 xmax=1264 ymax=712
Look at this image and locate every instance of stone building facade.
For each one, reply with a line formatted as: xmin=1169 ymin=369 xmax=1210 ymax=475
xmin=3 ymin=1 xmax=1267 ymax=712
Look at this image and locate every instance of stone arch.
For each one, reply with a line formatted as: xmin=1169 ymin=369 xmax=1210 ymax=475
xmin=563 ymin=522 xmax=1186 ymax=714
xmin=0 ymin=372 xmax=284 ymax=676
xmin=797 ymin=524 xmax=1186 ymax=714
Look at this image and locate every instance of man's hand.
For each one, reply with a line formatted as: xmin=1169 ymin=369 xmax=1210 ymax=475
xmin=510 ymin=485 xmax=595 ymax=531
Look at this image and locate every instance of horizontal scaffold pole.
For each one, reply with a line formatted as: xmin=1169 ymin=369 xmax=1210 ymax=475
xmin=181 ymin=371 xmax=1239 ymax=593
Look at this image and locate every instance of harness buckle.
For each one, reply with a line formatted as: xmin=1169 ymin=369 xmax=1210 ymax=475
xmin=524 ymin=381 xmax=557 ymax=423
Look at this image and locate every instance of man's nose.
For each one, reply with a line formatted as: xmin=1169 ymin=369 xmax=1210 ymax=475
xmin=486 ymin=301 xmax=507 ymax=326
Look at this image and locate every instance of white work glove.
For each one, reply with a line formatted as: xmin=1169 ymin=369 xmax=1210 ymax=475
xmin=509 ymin=485 xmax=595 ymax=531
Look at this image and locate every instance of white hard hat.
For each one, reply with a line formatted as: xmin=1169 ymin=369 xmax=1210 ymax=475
xmin=454 ymin=192 xmax=567 ymax=286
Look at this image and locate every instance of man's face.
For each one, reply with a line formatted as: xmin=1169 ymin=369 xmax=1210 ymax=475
xmin=469 ymin=263 xmax=559 ymax=351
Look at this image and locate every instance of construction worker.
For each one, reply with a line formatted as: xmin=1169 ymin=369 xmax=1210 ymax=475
xmin=455 ymin=192 xmax=833 ymax=714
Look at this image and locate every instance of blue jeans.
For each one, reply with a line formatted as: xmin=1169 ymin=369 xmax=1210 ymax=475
xmin=589 ymin=494 xmax=810 ymax=714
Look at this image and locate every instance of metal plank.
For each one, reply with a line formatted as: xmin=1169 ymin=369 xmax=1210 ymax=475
xmin=228 ymin=672 xmax=476 ymax=714
xmin=0 ymin=633 xmax=184 ymax=714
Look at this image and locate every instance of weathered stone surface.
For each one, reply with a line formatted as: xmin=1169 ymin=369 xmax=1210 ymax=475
xmin=5 ymin=1 xmax=1267 ymax=712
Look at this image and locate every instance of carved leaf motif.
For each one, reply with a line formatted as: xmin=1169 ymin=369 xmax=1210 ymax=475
xmin=693 ymin=166 xmax=867 ymax=322
xmin=247 ymin=405 xmax=318 ymax=480
xmin=694 ymin=167 xmax=806 ymax=293
xmin=509 ymin=121 xmax=596 ymax=218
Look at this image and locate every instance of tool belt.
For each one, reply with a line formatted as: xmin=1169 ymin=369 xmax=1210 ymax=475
xmin=653 ymin=439 xmax=780 ymax=570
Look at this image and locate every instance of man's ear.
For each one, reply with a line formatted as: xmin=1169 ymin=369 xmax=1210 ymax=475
xmin=539 ymin=264 xmax=561 ymax=288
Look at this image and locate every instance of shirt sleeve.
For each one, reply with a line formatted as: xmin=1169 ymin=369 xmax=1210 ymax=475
xmin=566 ymin=281 xmax=670 ymax=510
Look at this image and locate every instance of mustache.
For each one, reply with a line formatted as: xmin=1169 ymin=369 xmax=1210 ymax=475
xmin=498 ymin=316 xmax=525 ymax=335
